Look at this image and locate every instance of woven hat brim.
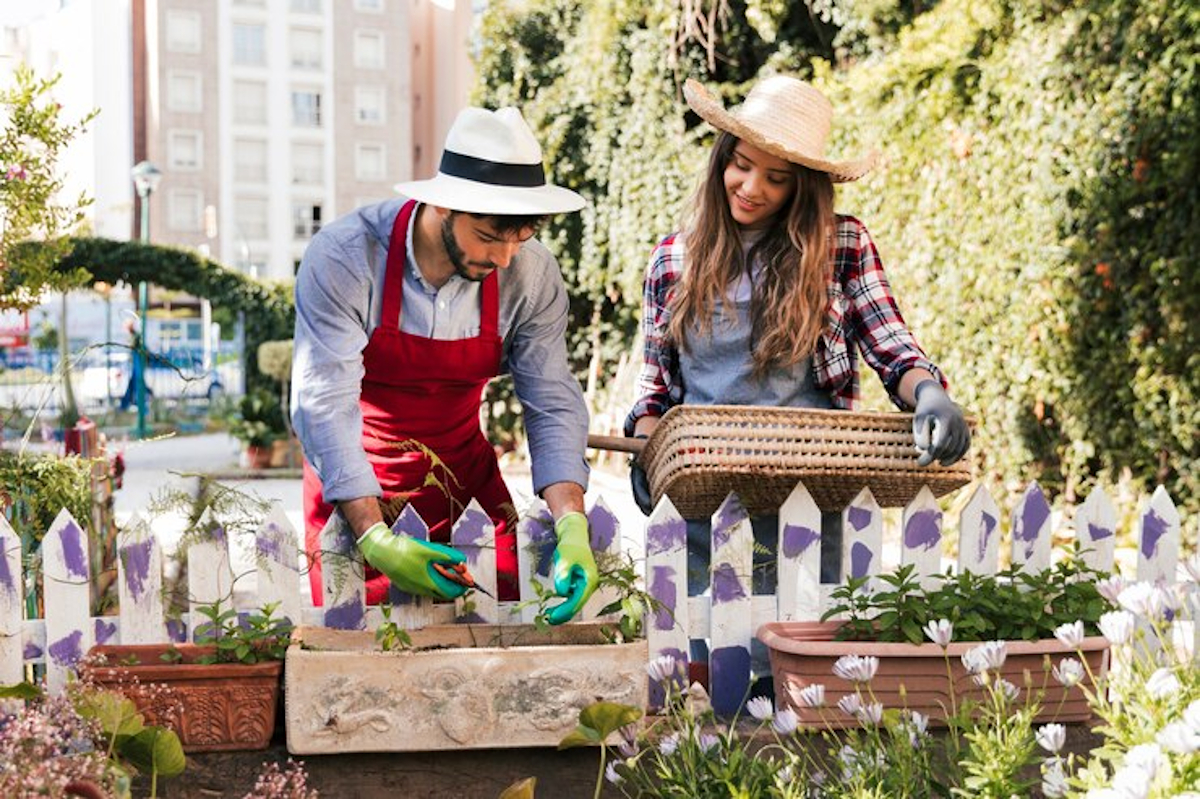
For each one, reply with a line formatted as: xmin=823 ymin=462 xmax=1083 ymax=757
xmin=684 ymin=80 xmax=879 ymax=183
xmin=394 ymin=173 xmax=585 ymax=215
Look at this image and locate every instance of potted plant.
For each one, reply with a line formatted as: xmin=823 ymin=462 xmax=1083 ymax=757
xmin=225 ymin=390 xmax=286 ymax=468
xmin=82 ymin=600 xmax=293 ymax=752
xmin=757 ymin=557 xmax=1115 ymax=727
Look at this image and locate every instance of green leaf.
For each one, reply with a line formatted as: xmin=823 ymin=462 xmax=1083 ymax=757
xmin=579 ymin=700 xmax=642 ymax=738
xmin=120 ymin=726 xmax=187 ymax=778
xmin=557 ymin=728 xmax=603 ymax=749
xmin=498 ymin=777 xmax=537 ymax=799
xmin=0 ymin=681 xmax=42 ymax=700
xmin=75 ymin=689 xmax=145 ymax=738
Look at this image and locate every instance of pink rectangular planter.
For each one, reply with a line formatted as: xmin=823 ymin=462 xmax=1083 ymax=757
xmin=758 ymin=621 xmax=1109 ymax=729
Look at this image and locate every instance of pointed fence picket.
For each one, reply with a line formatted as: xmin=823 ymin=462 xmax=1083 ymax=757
xmin=5 ymin=480 xmax=1193 ymax=715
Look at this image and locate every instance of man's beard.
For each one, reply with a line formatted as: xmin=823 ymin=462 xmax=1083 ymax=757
xmin=440 ymin=216 xmax=496 ymax=282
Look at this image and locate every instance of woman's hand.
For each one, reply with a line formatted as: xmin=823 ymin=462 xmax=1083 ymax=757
xmin=912 ymin=380 xmax=971 ymax=466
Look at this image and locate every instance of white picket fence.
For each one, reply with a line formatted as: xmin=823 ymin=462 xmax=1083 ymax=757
xmin=1 ymin=480 xmax=1191 ymax=713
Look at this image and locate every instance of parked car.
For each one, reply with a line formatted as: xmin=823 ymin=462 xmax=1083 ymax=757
xmin=78 ymin=349 xmax=225 ymax=407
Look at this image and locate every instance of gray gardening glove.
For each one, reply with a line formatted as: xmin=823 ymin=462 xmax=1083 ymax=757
xmin=912 ymin=379 xmax=970 ymax=467
xmin=629 ymin=435 xmax=653 ymax=516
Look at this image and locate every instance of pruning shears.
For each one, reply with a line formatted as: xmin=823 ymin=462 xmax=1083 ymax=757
xmin=432 ymin=562 xmax=495 ymax=598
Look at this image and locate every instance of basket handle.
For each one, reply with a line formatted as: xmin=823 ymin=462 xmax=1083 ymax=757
xmin=586 ymin=434 xmax=646 ymax=455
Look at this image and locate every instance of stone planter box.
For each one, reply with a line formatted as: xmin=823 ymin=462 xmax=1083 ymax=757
xmin=758 ymin=621 xmax=1109 ymax=728
xmin=84 ymin=643 xmax=283 ymax=752
xmin=285 ymin=622 xmax=648 ymax=754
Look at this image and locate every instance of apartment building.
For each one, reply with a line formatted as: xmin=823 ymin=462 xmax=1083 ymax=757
xmin=4 ymin=0 xmax=475 ymax=282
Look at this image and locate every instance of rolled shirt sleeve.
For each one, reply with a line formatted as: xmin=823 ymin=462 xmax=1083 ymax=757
xmin=505 ymin=245 xmax=590 ymax=495
xmin=290 ymin=231 xmax=382 ymax=503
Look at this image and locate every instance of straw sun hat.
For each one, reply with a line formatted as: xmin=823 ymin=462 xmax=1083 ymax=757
xmin=683 ymin=76 xmax=879 ymax=183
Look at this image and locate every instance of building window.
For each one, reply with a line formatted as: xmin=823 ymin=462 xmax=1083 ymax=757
xmin=234 ymin=0 xmax=266 ymax=6
xmin=291 ymin=90 xmax=322 ymax=127
xmin=233 ymin=80 xmax=267 ymax=124
xmin=293 ymin=203 xmax=322 ymax=239
xmin=166 ymin=71 xmax=202 ymax=113
xmin=354 ymin=86 xmax=385 ymax=125
xmin=235 ymin=196 xmax=269 ymax=239
xmin=167 ymin=130 xmax=202 ymax=170
xmin=289 ymin=27 xmax=322 ymax=70
xmin=291 ymin=0 xmax=321 ymax=11
xmin=166 ymin=10 xmax=201 ymax=53
xmin=233 ymin=138 xmax=268 ymax=182
xmin=292 ymin=142 xmax=323 ymax=184
xmin=168 ymin=189 xmax=204 ymax=232
xmin=353 ymin=31 xmax=384 ymax=69
xmin=232 ymin=23 xmax=266 ymax=65
xmin=355 ymin=144 xmax=386 ymax=181
xmin=354 ymin=0 xmax=383 ymax=11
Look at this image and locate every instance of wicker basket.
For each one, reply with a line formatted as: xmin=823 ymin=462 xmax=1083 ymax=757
xmin=640 ymin=405 xmax=973 ymax=518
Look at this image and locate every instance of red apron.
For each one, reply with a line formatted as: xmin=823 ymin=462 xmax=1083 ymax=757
xmin=302 ymin=200 xmax=518 ymax=605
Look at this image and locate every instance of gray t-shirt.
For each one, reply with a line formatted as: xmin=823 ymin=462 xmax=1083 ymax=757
xmin=679 ymin=232 xmax=834 ymax=409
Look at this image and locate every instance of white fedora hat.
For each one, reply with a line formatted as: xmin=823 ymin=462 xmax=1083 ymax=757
xmin=684 ymin=76 xmax=879 ymax=183
xmin=394 ymin=107 xmax=585 ymax=215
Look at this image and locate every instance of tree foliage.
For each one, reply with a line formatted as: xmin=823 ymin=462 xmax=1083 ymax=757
xmin=474 ymin=0 xmax=1198 ymax=525
xmin=0 ymin=66 xmax=95 ymax=309
xmin=49 ymin=237 xmax=294 ymax=394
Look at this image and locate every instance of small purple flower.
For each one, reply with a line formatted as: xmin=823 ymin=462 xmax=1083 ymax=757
xmin=1037 ymin=723 xmax=1066 ymax=753
xmin=832 ymin=654 xmax=879 ymax=683
xmin=698 ymin=733 xmax=721 ymax=753
xmin=5 ymin=164 xmax=27 ymax=181
xmin=618 ymin=739 xmax=638 ymax=759
xmin=658 ymin=733 xmax=680 ymax=756
xmin=1054 ymin=620 xmax=1085 ymax=649
xmin=924 ymin=619 xmax=953 ymax=647
xmin=837 ymin=694 xmax=863 ymax=716
xmin=605 ymin=762 xmax=623 ymax=784
xmin=962 ymin=641 xmax=1007 ymax=673
xmin=1096 ymin=575 xmax=1125 ymax=604
xmin=796 ymin=684 xmax=826 ymax=708
xmin=1099 ymin=610 xmax=1135 ymax=645
xmin=1053 ymin=658 xmax=1084 ymax=688
xmin=1042 ymin=758 xmax=1068 ymax=798
xmin=1145 ymin=668 xmax=1180 ymax=699
xmin=646 ymin=654 xmax=679 ymax=683
xmin=856 ymin=702 xmax=883 ymax=726
xmin=771 ymin=708 xmax=799 ymax=735
xmin=995 ymin=678 xmax=1020 ymax=702
xmin=745 ymin=696 xmax=773 ymax=721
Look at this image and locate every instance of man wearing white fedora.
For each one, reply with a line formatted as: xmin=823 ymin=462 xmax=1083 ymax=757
xmin=292 ymin=106 xmax=597 ymax=625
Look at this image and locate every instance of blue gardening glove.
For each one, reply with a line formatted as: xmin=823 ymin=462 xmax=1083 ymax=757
xmin=912 ymin=379 xmax=971 ymax=467
xmin=356 ymin=522 xmax=468 ymax=600
xmin=544 ymin=512 xmax=600 ymax=625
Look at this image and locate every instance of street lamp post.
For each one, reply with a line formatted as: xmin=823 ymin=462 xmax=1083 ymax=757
xmin=130 ymin=160 xmax=161 ymax=440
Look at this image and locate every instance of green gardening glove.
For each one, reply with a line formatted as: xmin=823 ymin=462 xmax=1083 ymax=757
xmin=544 ymin=512 xmax=600 ymax=625
xmin=356 ymin=522 xmax=468 ymax=600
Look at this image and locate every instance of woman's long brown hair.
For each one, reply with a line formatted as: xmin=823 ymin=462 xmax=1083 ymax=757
xmin=668 ymin=131 xmax=835 ymax=377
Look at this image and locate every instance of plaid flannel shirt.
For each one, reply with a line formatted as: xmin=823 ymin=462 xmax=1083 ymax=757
xmin=624 ymin=214 xmax=945 ymax=435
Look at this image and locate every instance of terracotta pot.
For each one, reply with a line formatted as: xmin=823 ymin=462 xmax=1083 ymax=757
xmin=757 ymin=621 xmax=1109 ymax=728
xmin=83 ymin=643 xmax=282 ymax=752
xmin=244 ymin=444 xmax=273 ymax=469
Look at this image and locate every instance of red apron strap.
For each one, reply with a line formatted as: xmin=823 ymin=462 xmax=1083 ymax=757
xmin=379 ymin=200 xmax=419 ymax=331
xmin=479 ymin=269 xmax=499 ymax=338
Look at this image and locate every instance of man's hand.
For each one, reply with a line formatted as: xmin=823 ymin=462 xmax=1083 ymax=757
xmin=544 ymin=512 xmax=599 ymax=625
xmin=912 ymin=380 xmax=971 ymax=467
xmin=356 ymin=522 xmax=468 ymax=599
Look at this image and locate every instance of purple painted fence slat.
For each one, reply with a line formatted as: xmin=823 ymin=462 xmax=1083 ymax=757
xmin=1011 ymin=481 xmax=1052 ymax=573
xmin=516 ymin=501 xmax=554 ymax=625
xmin=777 ymin=482 xmax=822 ymax=621
xmin=842 ymin=488 xmax=882 ymax=585
xmin=709 ymin=493 xmax=752 ymax=717
xmin=451 ymin=499 xmax=498 ymax=623
xmin=958 ymin=484 xmax=1000 ymax=574
xmin=116 ymin=514 xmax=166 ymax=644
xmin=902 ymin=487 xmax=944 ymax=589
xmin=0 ymin=516 xmax=24 ymax=687
xmin=645 ymin=495 xmax=688 ymax=710
xmin=1137 ymin=486 xmax=1179 ymax=584
xmin=187 ymin=510 xmax=234 ymax=643
xmin=320 ymin=510 xmax=366 ymax=630
xmin=256 ymin=505 xmax=303 ymax=630
xmin=43 ymin=509 xmax=92 ymax=692
xmin=1076 ymin=488 xmax=1117 ymax=575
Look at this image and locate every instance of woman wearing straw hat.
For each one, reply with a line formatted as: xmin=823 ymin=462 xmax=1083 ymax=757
xmin=624 ymin=75 xmax=970 ymax=657
xmin=293 ymin=106 xmax=598 ymax=625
